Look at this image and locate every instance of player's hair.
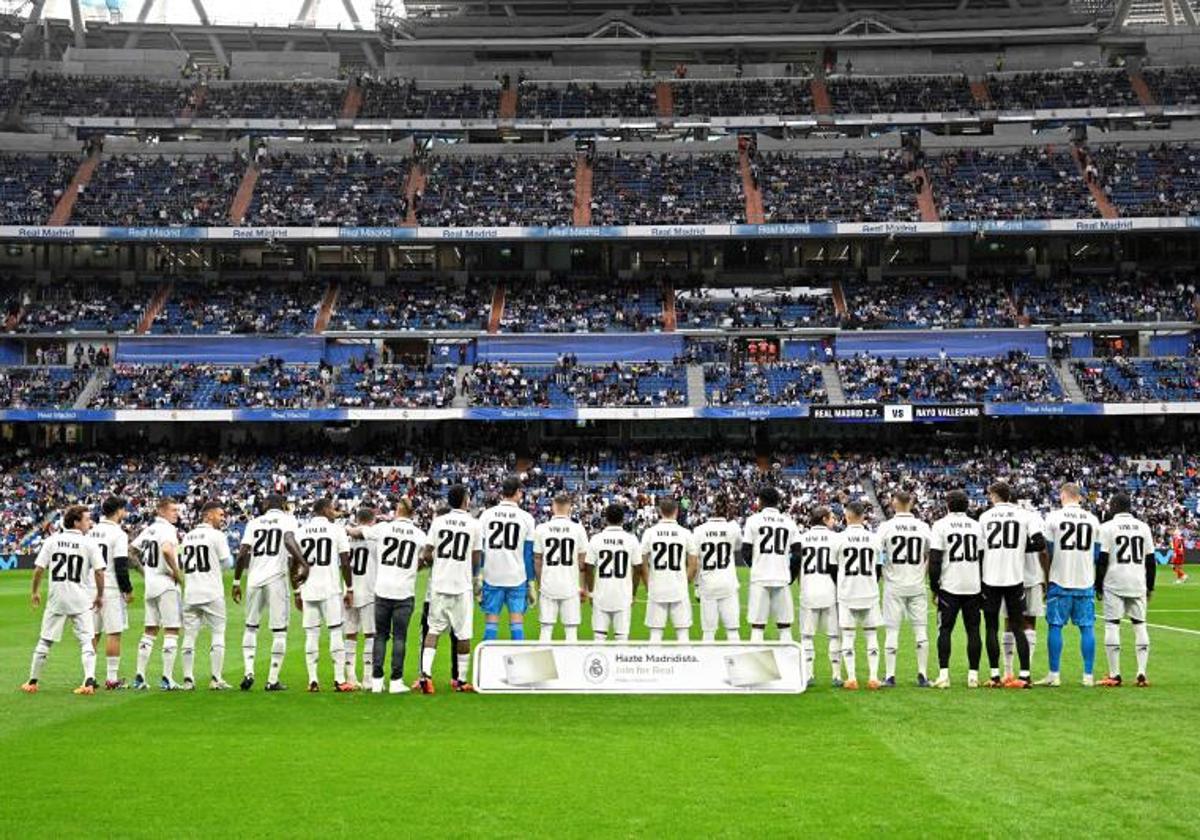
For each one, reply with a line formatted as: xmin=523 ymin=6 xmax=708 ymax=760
xmin=448 ymin=484 xmax=468 ymax=509
xmin=1108 ymin=492 xmax=1131 ymax=515
xmin=313 ymin=496 xmax=335 ymax=516
xmin=809 ymin=506 xmax=831 ymax=527
xmin=1060 ymin=482 xmax=1083 ymax=501
xmin=988 ymin=482 xmax=1012 ymax=503
xmin=156 ymin=497 xmax=177 ymax=512
xmin=604 ymin=504 xmax=625 ymax=526
xmin=501 ymin=475 xmax=522 ymax=498
xmin=658 ymin=496 xmax=678 ymax=517
xmin=101 ymin=496 xmax=127 ymax=517
xmin=845 ymin=500 xmax=867 ymax=520
xmin=946 ymin=490 xmax=969 ymax=513
xmin=200 ymin=500 xmax=223 ymax=516
xmin=552 ymin=492 xmax=573 ymax=509
xmin=394 ymin=497 xmax=413 ymax=517
xmin=757 ymin=486 xmax=781 ymax=508
xmin=63 ymin=505 xmax=88 ymax=529
xmin=356 ymin=506 xmax=377 ymax=524
xmin=892 ymin=490 xmax=914 ymax=510
xmin=712 ymin=496 xmax=730 ymax=519
xmin=264 ymin=493 xmax=287 ymax=511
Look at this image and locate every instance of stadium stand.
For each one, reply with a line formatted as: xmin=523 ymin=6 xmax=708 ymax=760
xmin=71 ymin=154 xmax=243 ymax=226
xmin=0 ymin=153 xmax=79 ymax=225
xmin=984 ymin=68 xmax=1138 ymax=110
xmin=929 ymin=147 xmax=1094 ymax=220
xmin=417 ymin=155 xmax=576 ymax=227
xmin=358 ymin=79 xmax=499 ymax=119
xmin=703 ymin=361 xmax=828 ymax=405
xmin=246 ymin=151 xmax=409 ymax=227
xmin=1072 ymin=356 xmax=1200 ymax=402
xmin=330 ymin=279 xmax=491 ymax=331
xmin=825 ymin=74 xmax=975 ymax=113
xmin=517 ymin=82 xmax=656 ymax=118
xmin=837 ymin=352 xmax=1066 ymax=403
xmin=1089 ymin=143 xmax=1200 ymax=218
xmin=755 ymin=151 xmax=919 ymax=222
xmin=500 ymin=281 xmax=664 ymax=332
xmin=590 ymin=152 xmax=744 ymax=225
xmin=463 ymin=360 xmax=687 ymax=406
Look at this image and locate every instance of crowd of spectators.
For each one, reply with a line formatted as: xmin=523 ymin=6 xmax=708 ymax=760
xmin=704 ymin=360 xmax=827 ymax=405
xmin=591 ymin=152 xmax=744 ymax=225
xmin=72 ymin=154 xmax=243 ymax=226
xmin=463 ymin=359 xmax=686 ymax=407
xmin=985 ymin=69 xmax=1139 ymax=110
xmin=359 ymin=80 xmax=499 ymax=120
xmin=755 ymin=150 xmax=919 ymax=223
xmin=1142 ymin=66 xmax=1200 ymax=107
xmin=0 ymin=153 xmax=78 ymax=225
xmin=0 ymin=366 xmax=90 ymax=409
xmin=676 ymin=287 xmax=837 ymax=329
xmin=93 ymin=360 xmax=333 ymax=409
xmin=826 ymin=74 xmax=975 ymax=114
xmin=7 ymin=279 xmax=148 ymax=333
xmin=418 ymin=155 xmax=575 ymax=227
xmin=333 ymin=360 xmax=457 ymax=408
xmin=20 ymin=74 xmax=191 ymax=117
xmin=837 ymin=351 xmax=1066 ymax=403
xmin=1017 ymin=273 xmax=1198 ymax=324
xmin=842 ymin=276 xmax=1017 ymax=329
xmin=246 ymin=151 xmax=409 ymax=227
xmin=1072 ymin=356 xmax=1200 ymax=402
xmin=1089 ymin=143 xmax=1200 ymax=218
xmin=153 ymin=279 xmax=322 ymax=334
xmin=501 ymin=282 xmax=663 ymax=332
xmin=331 ymin=278 xmax=490 ymax=331
xmin=930 ymin=147 xmax=1094 ymax=220
xmin=198 ymin=82 xmax=346 ymax=120
xmin=671 ymin=79 xmax=814 ymax=117
xmin=518 ymin=82 xmax=655 ymax=118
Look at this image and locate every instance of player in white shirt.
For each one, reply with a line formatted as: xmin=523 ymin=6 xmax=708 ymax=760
xmin=928 ymin=490 xmax=985 ymax=689
xmin=639 ymin=497 xmax=698 ymax=642
xmin=21 ymin=506 xmax=106 ymax=695
xmin=741 ymin=487 xmax=802 ymax=642
xmin=232 ymin=494 xmax=306 ymax=691
xmin=343 ymin=506 xmax=381 ymax=689
xmin=479 ymin=476 xmax=538 ymax=642
xmin=1036 ymin=483 xmax=1103 ymax=687
xmin=179 ymin=501 xmax=234 ymax=690
xmin=356 ymin=499 xmax=429 ymax=693
xmin=1096 ymin=493 xmax=1156 ymax=687
xmin=978 ymin=482 xmax=1045 ymax=688
xmin=1005 ymin=496 xmax=1048 ymax=685
xmin=296 ymin=497 xmax=354 ymax=692
xmin=91 ymin=496 xmax=133 ymax=690
xmin=877 ymin=491 xmax=934 ymax=688
xmin=796 ymin=507 xmax=843 ymax=686
xmin=692 ymin=497 xmax=742 ymax=642
xmin=129 ymin=498 xmax=184 ymax=691
xmin=533 ymin=493 xmax=590 ymax=641
xmin=832 ymin=501 xmax=883 ymax=690
xmin=586 ymin=504 xmax=644 ymax=641
xmin=416 ymin=485 xmax=483 ymax=694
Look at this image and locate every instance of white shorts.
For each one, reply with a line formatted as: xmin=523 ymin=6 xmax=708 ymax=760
xmin=747 ymin=583 xmax=794 ymax=625
xmin=40 ymin=608 xmax=94 ymax=644
xmin=94 ymin=594 xmax=128 ymax=635
xmin=883 ymin=590 xmax=928 ymax=631
xmin=540 ymin=595 xmax=582 ymax=627
xmin=144 ymin=591 xmax=182 ymax=630
xmin=244 ymin=577 xmax=290 ymax=632
xmin=1103 ymin=591 xmax=1147 ymax=623
xmin=183 ymin=599 xmax=227 ymax=635
xmin=800 ymin=605 xmax=838 ymax=637
xmin=839 ymin=603 xmax=882 ymax=630
xmin=700 ymin=593 xmax=740 ymax=633
xmin=427 ymin=591 xmax=473 ymax=638
xmin=1024 ymin=583 xmax=1045 ymax=618
xmin=645 ymin=599 xmax=692 ymax=630
xmin=593 ymin=607 xmax=631 ymax=637
xmin=302 ymin=595 xmax=345 ymax=630
xmin=344 ymin=603 xmax=376 ymax=636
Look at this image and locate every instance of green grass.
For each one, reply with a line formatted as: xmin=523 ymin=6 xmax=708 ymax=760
xmin=2 ymin=569 xmax=1198 ymax=838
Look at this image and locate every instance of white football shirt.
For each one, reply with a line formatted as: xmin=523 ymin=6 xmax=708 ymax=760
xmin=132 ymin=517 xmax=180 ymax=599
xmin=979 ymin=503 xmax=1040 ymax=588
xmin=89 ymin=518 xmax=128 ymax=595
xmin=533 ymin=516 xmax=589 ymax=600
xmin=586 ymin=526 xmax=643 ymax=611
xmin=240 ymin=509 xmax=300 ymax=588
xmin=1022 ymin=507 xmax=1047 ymax=587
xmin=1044 ymin=504 xmax=1102 ymax=590
xmin=639 ymin=519 xmax=697 ymax=603
xmin=371 ymin=519 xmax=428 ymax=601
xmin=297 ymin=516 xmax=351 ymax=602
xmin=180 ymin=523 xmax=232 ymax=606
xmin=742 ymin=507 xmax=801 ymax=587
xmin=797 ymin=525 xmax=839 ymax=609
xmin=348 ymin=531 xmax=378 ymax=608
xmin=1099 ymin=512 xmax=1155 ymax=597
xmin=877 ymin=513 xmax=932 ymax=597
xmin=929 ymin=512 xmax=984 ymax=596
xmin=833 ymin=524 xmax=881 ymax=609
xmin=35 ymin=528 xmax=105 ymax=615
xmin=692 ymin=518 xmax=742 ymax=600
xmin=426 ymin=509 xmax=482 ymax=596
xmin=479 ymin=500 xmax=537 ymax=588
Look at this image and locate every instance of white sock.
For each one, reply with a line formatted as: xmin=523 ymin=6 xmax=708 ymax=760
xmin=564 ymin=626 xmax=578 ymax=642
xmin=648 ymin=628 xmax=663 ymax=641
xmin=1024 ymin=628 xmax=1037 ymax=671
xmin=726 ymin=624 xmax=742 ymax=641
xmin=30 ymin=639 xmax=51 ymax=681
xmin=703 ymin=630 xmax=716 ymax=642
xmin=884 ymin=628 xmax=899 ymax=679
xmin=841 ymin=630 xmax=857 ymax=682
xmin=915 ymin=626 xmax=929 ymax=677
xmin=1133 ymin=622 xmax=1150 ymax=677
xmin=268 ymin=632 xmax=286 ymax=683
xmin=938 ymin=667 xmax=950 ymax=681
xmin=106 ymin=655 xmax=120 ymax=682
xmin=866 ymin=632 xmax=880 ymax=682
xmin=136 ymin=633 xmax=154 ymax=678
xmin=456 ymin=653 xmax=470 ymax=682
xmin=305 ymin=628 xmax=320 ymax=683
xmin=1105 ymin=621 xmax=1121 ymax=677
xmin=330 ymin=628 xmax=347 ymax=684
xmin=81 ymin=640 xmax=96 ymax=683
xmin=540 ymin=624 xmax=554 ymax=641
xmin=344 ymin=638 xmax=358 ymax=685
xmin=614 ymin=634 xmax=628 ymax=641
xmin=1002 ymin=631 xmax=1015 ymax=675
xmin=162 ymin=635 xmax=178 ymax=682
xmin=675 ymin=628 xmax=689 ymax=642
xmin=242 ymin=627 xmax=257 ymax=676
xmin=828 ymin=635 xmax=842 ymax=679
xmin=211 ymin=642 xmax=225 ymax=682
xmin=968 ymin=669 xmax=979 ymax=683
xmin=777 ymin=625 xmax=793 ymax=642
xmin=801 ymin=635 xmax=815 ymax=679
xmin=361 ymin=640 xmax=373 ymax=685
xmin=181 ymin=633 xmax=197 ymax=681
xmin=421 ymin=646 xmax=436 ymax=677
xmin=750 ymin=627 xmax=764 ymax=642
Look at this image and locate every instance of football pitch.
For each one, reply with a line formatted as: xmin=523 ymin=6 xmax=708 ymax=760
xmin=2 ymin=569 xmax=1197 ymax=838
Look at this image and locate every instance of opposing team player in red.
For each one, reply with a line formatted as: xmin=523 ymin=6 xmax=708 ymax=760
xmin=1170 ymin=531 xmax=1188 ymax=584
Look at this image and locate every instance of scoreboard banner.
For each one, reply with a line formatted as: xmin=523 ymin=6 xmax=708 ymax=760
xmin=473 ymin=641 xmax=806 ymax=694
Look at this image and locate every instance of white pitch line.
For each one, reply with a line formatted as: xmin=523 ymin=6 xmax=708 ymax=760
xmin=1147 ymin=623 xmax=1200 ymax=636
xmin=1148 ymin=609 xmax=1200 ymax=613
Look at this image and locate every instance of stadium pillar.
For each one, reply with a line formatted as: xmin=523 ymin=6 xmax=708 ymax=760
xmin=16 ymin=0 xmax=46 ymax=57
xmin=69 ymin=0 xmax=86 ymax=49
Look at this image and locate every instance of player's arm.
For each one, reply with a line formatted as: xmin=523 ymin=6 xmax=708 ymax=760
xmin=788 ymin=540 xmax=802 ymax=584
xmin=928 ymin=548 xmax=943 ymax=595
xmin=162 ymin=541 xmax=182 ymax=585
xmin=93 ymin=565 xmax=105 ymax=610
xmin=30 ymin=561 xmax=45 ymax=608
xmin=419 ymin=544 xmax=433 ymax=568
xmin=232 ymin=544 xmax=250 ymax=602
xmin=1095 ymin=546 xmax=1110 ymax=599
xmin=339 ymin=548 xmax=353 ymax=603
xmin=127 ymin=538 xmax=143 ymax=570
xmin=114 ymin=532 xmax=133 ymax=600
xmin=284 ymin=531 xmax=308 ymax=587
xmin=577 ymin=548 xmax=589 ymax=599
xmin=1144 ymin=546 xmax=1157 ymax=599
xmin=740 ymin=520 xmax=754 ymax=568
xmin=524 ymin=535 xmax=538 ymax=606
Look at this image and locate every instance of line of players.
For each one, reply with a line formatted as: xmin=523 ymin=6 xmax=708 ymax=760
xmin=20 ymin=475 xmax=1157 ymax=694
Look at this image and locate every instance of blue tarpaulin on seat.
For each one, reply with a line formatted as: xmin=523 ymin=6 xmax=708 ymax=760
xmin=836 ymin=330 xmax=1047 ymax=359
xmin=476 ymin=334 xmax=683 ymax=363
xmin=116 ymin=337 xmax=324 ymax=364
xmin=0 ymin=340 xmax=23 ymax=365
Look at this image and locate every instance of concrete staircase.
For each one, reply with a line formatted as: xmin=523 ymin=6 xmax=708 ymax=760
xmin=48 ymin=152 xmax=101 ymax=225
xmin=314 ymin=282 xmax=339 ymax=333
xmin=136 ymin=282 xmax=172 ymax=335
xmin=686 ymin=364 xmax=706 ymax=407
xmin=74 ymin=366 xmax=111 ymax=409
xmin=453 ymin=365 xmax=471 ymax=408
xmin=819 ymin=362 xmax=846 ymax=403
xmin=969 ymin=78 xmax=992 ymax=108
xmin=738 ymin=147 xmax=765 ymax=224
xmin=1129 ymin=70 xmax=1155 ymax=107
xmin=180 ymin=83 xmax=207 ymax=119
xmin=573 ymin=154 xmax=593 ymax=226
xmin=499 ymin=86 xmax=518 ymax=119
xmin=228 ymin=163 xmax=260 ymax=225
xmin=810 ymin=78 xmax=833 ymax=117
xmin=913 ymin=167 xmax=940 ymax=222
xmin=340 ymin=82 xmax=364 ymax=120
xmin=830 ymin=279 xmax=848 ymax=320
xmin=654 ymin=81 xmax=674 ymax=119
xmin=1053 ymin=359 xmax=1087 ymax=403
xmin=662 ymin=282 xmax=677 ymax=332
xmin=404 ymin=164 xmax=426 ymax=226
xmin=3 ymin=305 xmax=23 ymax=331
xmin=488 ymin=283 xmax=505 ymax=334
xmin=1072 ymin=146 xmax=1119 ymax=219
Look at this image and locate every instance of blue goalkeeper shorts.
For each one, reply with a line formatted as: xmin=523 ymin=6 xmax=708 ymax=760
xmin=1045 ymin=584 xmax=1095 ymax=628
xmin=481 ymin=583 xmax=527 ymax=615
